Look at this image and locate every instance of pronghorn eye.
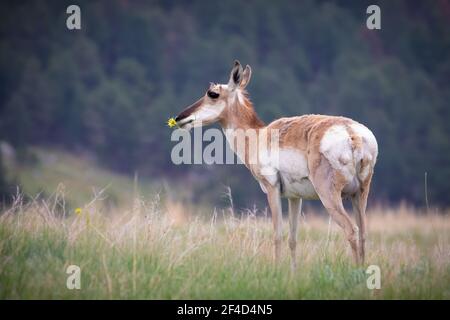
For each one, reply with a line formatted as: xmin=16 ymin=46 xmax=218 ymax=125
xmin=207 ymin=90 xmax=220 ymax=99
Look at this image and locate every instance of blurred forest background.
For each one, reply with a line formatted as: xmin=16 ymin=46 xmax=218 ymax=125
xmin=0 ymin=0 xmax=449 ymax=209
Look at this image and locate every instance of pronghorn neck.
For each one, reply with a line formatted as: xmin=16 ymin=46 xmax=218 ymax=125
xmin=220 ymin=90 xmax=265 ymax=131
xmin=220 ymin=91 xmax=268 ymax=169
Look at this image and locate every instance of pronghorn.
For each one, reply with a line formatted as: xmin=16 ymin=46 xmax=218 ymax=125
xmin=175 ymin=61 xmax=378 ymax=266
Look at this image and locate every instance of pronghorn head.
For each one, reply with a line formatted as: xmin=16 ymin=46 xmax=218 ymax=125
xmin=175 ymin=60 xmax=252 ymax=130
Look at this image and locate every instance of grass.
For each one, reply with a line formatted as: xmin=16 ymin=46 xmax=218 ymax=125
xmin=3 ymin=147 xmax=157 ymax=208
xmin=0 ymin=189 xmax=449 ymax=300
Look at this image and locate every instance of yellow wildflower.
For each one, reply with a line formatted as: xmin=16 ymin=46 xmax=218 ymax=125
xmin=75 ymin=207 xmax=82 ymax=215
xmin=167 ymin=117 xmax=177 ymax=128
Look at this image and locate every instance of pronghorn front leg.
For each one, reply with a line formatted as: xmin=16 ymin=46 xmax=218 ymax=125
xmin=266 ymin=185 xmax=283 ymax=263
xmin=288 ymin=198 xmax=302 ymax=270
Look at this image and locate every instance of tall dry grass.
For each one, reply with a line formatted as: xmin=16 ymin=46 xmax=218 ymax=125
xmin=0 ymin=189 xmax=449 ymax=299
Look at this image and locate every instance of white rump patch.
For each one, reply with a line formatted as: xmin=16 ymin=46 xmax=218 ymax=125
xmin=320 ymin=125 xmax=354 ymax=181
xmin=349 ymin=123 xmax=378 ymax=163
xmin=350 ymin=122 xmax=378 ymax=181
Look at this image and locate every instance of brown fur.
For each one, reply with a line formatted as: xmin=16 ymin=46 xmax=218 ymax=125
xmin=219 ymin=92 xmax=264 ymax=130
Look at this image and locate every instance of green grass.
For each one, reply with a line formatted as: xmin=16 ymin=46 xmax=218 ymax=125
xmin=4 ymin=147 xmax=157 ymax=209
xmin=1 ymin=195 xmax=449 ymax=299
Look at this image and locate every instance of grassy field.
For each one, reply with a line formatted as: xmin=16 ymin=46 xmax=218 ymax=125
xmin=0 ymin=189 xmax=449 ymax=299
xmin=3 ymin=147 xmax=157 ymax=208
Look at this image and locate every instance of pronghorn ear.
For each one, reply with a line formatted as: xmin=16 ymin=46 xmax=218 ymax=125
xmin=228 ymin=60 xmax=243 ymax=89
xmin=239 ymin=65 xmax=252 ymax=89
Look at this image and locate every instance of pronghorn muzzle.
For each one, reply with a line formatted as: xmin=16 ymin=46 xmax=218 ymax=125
xmin=175 ymin=97 xmax=204 ymax=127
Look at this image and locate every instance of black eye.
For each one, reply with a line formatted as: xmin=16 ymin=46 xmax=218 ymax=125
xmin=207 ymin=90 xmax=219 ymax=99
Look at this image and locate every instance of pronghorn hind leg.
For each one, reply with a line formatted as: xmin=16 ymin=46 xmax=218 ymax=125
xmin=351 ymin=173 xmax=372 ymax=264
xmin=266 ymin=185 xmax=283 ymax=264
xmin=288 ymin=198 xmax=301 ymax=271
xmin=310 ymin=158 xmax=361 ymax=264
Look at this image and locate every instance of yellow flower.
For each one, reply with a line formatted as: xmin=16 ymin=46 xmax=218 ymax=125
xmin=75 ymin=208 xmax=82 ymax=215
xmin=167 ymin=117 xmax=177 ymax=128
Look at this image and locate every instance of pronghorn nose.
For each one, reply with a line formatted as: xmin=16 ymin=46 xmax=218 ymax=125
xmin=175 ymin=97 xmax=204 ymax=123
xmin=175 ymin=111 xmax=189 ymax=123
